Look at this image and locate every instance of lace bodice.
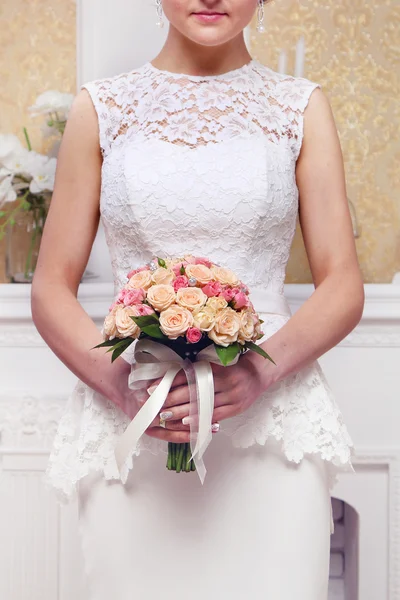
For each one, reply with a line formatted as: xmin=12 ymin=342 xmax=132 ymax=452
xmin=82 ymin=58 xmax=319 ymax=296
xmin=45 ymin=58 xmax=355 ymax=506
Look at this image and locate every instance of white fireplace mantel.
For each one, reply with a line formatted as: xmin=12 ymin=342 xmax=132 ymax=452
xmin=1 ymin=280 xmax=400 ymax=600
xmin=2 ymin=280 xmax=400 ymax=323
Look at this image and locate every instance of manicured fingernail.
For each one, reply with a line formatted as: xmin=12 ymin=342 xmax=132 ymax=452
xmin=160 ymin=411 xmax=174 ymax=420
xmin=182 ymin=416 xmax=193 ymax=425
xmin=211 ymin=423 xmax=220 ymax=433
xmin=147 ymin=385 xmax=157 ymax=394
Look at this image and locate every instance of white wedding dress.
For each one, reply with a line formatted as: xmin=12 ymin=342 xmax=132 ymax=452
xmin=45 ymin=58 xmax=355 ymax=599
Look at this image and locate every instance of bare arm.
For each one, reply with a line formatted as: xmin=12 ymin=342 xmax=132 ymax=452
xmin=31 ymin=89 xmax=132 ymax=414
xmin=250 ymin=88 xmax=365 ymax=385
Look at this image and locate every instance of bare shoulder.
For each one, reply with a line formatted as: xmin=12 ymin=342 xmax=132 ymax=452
xmin=302 ymin=87 xmax=338 ymax=146
xmin=63 ymin=88 xmax=101 ymax=146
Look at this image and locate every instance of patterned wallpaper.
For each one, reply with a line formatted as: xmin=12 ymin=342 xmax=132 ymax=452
xmin=251 ymin=0 xmax=400 ymax=283
xmin=1 ymin=0 xmax=399 ymax=283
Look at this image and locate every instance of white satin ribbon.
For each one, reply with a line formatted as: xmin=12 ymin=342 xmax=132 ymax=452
xmin=114 ymin=338 xmax=240 ymax=484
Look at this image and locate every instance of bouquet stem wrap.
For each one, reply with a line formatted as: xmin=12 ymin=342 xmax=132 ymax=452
xmin=114 ymin=338 xmax=240 ymax=483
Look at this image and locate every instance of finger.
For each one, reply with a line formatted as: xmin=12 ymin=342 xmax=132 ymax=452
xmin=171 ymin=371 xmax=190 ymax=388
xmin=162 ymin=419 xmax=190 ymax=431
xmin=212 ymin=391 xmax=237 ymax=409
xmin=148 ymin=403 xmax=191 ymax=428
xmin=212 ymin=404 xmax=239 ymax=422
xmin=163 ymin=420 xmax=221 ymax=433
xmin=146 ymin=371 xmax=188 ymax=394
xmin=145 ymin=426 xmax=191 ymax=444
xmin=162 ymin=385 xmax=191 ymax=409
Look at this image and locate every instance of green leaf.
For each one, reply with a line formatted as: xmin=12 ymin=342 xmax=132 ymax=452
xmin=0 ymin=211 xmax=5 ymax=217
xmin=180 ymin=265 xmax=185 ymax=275
xmin=157 ymin=257 xmax=166 ymax=268
xmin=140 ymin=324 xmax=168 ymax=339
xmin=91 ymin=339 xmax=120 ymax=349
xmin=213 ymin=342 xmax=240 ymax=366
xmin=101 ymin=337 xmax=133 ymax=360
xmin=130 ymin=313 xmax=159 ymax=328
xmin=245 ymin=341 xmax=276 ymax=365
xmin=23 ymin=126 xmax=32 ymax=151
xmin=111 ymin=342 xmax=132 ymax=362
xmin=105 ymin=337 xmax=132 ymax=351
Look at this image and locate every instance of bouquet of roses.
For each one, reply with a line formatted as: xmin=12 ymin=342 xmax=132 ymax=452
xmin=94 ymin=254 xmax=274 ymax=479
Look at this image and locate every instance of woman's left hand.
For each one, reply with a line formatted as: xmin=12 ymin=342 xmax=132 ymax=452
xmin=143 ymin=352 xmax=272 ymax=435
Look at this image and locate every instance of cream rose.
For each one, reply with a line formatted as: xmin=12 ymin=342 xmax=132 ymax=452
xmin=238 ymin=310 xmax=256 ymax=343
xmin=208 ymin=307 xmax=241 ymax=347
xmin=151 ymin=267 xmax=175 ymax=285
xmin=184 ymin=263 xmax=214 ymax=285
xmin=115 ymin=306 xmax=140 ymax=339
xmin=206 ymin=296 xmax=228 ymax=311
xmin=159 ymin=305 xmax=194 ymax=339
xmin=176 ymin=286 xmax=208 ymax=311
xmin=146 ymin=284 xmax=176 ymax=311
xmin=167 ymin=257 xmax=184 ymax=267
xmin=192 ymin=306 xmax=217 ymax=332
xmin=126 ymin=269 xmax=153 ymax=290
xmin=211 ymin=266 xmax=240 ymax=286
xmin=103 ymin=305 xmax=119 ymax=339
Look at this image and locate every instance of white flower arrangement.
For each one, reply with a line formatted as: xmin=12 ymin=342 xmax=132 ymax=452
xmin=0 ymin=88 xmax=73 ymax=240
xmin=29 ymin=90 xmax=74 ymax=137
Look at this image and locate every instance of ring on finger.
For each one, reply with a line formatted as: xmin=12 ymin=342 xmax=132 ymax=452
xmin=159 ymin=415 xmax=167 ymax=428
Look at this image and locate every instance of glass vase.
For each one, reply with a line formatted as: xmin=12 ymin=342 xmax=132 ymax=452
xmin=5 ymin=205 xmax=47 ymax=283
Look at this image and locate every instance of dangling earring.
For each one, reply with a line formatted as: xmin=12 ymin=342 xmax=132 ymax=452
xmin=256 ymin=0 xmax=265 ymax=33
xmin=155 ymin=0 xmax=164 ymax=28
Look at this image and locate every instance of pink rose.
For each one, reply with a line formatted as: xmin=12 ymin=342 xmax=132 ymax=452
xmin=232 ymin=291 xmax=250 ymax=310
xmin=173 ymin=275 xmax=189 ymax=291
xmin=123 ymin=288 xmax=146 ymax=306
xmin=220 ymin=287 xmax=236 ymax=302
xmin=195 ymin=256 xmax=213 ymax=268
xmin=127 ymin=266 xmax=149 ymax=279
xmin=186 ymin=327 xmax=202 ymax=344
xmin=115 ymin=288 xmax=128 ymax=304
xmin=172 ymin=262 xmax=185 ymax=276
xmin=133 ymin=304 xmax=155 ymax=316
xmin=202 ymin=280 xmax=223 ymax=297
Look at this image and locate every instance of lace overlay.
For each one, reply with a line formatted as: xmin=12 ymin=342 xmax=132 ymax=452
xmin=45 ymin=58 xmax=355 ymax=501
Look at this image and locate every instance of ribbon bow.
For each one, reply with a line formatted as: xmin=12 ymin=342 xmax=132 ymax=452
xmin=114 ymin=338 xmax=240 ymax=483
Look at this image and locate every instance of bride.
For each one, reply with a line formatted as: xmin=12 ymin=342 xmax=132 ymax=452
xmin=31 ymin=1 xmax=364 ymax=598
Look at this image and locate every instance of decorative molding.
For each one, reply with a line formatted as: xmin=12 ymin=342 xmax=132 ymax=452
xmin=339 ymin=329 xmax=400 ymax=348
xmin=0 ymin=327 xmax=46 ymax=347
xmin=0 ymin=323 xmax=102 ymax=347
xmin=0 ymin=393 xmax=67 ymax=449
xmin=1 ymin=282 xmax=399 ymax=348
xmin=286 ymin=283 xmax=400 ymax=323
xmin=338 ymin=448 xmax=400 ymax=600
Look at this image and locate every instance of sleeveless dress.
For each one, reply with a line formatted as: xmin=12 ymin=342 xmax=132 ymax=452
xmin=45 ymin=58 xmax=355 ymax=599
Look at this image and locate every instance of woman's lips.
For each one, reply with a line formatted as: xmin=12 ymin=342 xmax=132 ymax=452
xmin=192 ymin=12 xmax=227 ymax=23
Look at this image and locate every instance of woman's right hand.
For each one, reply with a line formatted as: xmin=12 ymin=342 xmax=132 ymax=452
xmin=110 ymin=357 xmax=193 ymax=442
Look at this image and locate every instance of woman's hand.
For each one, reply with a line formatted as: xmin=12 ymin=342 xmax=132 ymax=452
xmin=143 ymin=352 xmax=272 ymax=443
xmin=110 ymin=357 xmax=150 ymax=420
